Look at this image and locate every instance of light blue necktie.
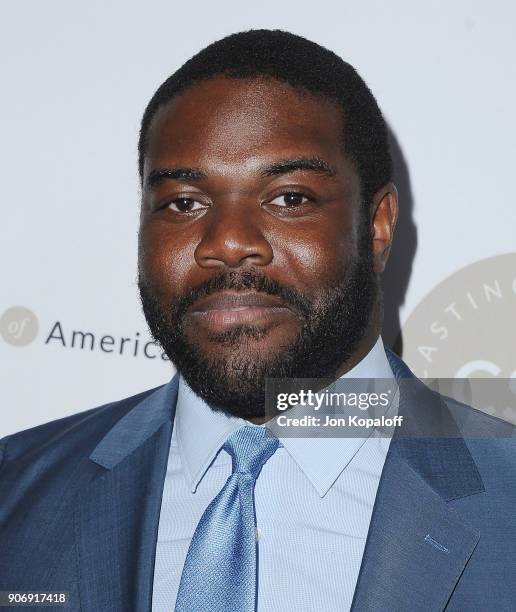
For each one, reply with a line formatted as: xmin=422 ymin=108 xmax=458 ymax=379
xmin=174 ymin=425 xmax=279 ymax=612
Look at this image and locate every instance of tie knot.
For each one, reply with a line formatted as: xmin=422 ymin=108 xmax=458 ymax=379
xmin=223 ymin=425 xmax=279 ymax=479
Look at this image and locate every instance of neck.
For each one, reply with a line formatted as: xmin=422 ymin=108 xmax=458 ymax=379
xmin=334 ymin=302 xmax=382 ymax=378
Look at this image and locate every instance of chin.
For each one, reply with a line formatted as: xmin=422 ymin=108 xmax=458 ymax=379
xmin=175 ymin=330 xmax=301 ymax=418
xmin=184 ymin=321 xmax=297 ymax=356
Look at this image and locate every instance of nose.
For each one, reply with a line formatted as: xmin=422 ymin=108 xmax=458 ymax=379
xmin=194 ymin=203 xmax=273 ymax=269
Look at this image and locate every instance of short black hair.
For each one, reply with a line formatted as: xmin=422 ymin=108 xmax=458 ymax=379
xmin=138 ymin=29 xmax=392 ymax=208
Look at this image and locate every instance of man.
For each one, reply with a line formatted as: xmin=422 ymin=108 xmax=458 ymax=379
xmin=0 ymin=29 xmax=515 ymax=612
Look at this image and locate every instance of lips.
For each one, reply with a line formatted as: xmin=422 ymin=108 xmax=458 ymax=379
xmin=186 ymin=291 xmax=295 ymax=330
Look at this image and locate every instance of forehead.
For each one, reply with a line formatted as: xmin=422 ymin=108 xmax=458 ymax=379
xmin=143 ymin=76 xmax=347 ymax=177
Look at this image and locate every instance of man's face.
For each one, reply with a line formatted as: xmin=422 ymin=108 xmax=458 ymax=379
xmin=138 ymin=76 xmax=382 ymax=419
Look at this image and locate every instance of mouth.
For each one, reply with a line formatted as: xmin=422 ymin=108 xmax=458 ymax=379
xmin=185 ymin=291 xmax=296 ymax=332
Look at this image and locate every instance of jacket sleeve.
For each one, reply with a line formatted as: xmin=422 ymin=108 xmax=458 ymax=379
xmin=0 ymin=435 xmax=9 ymax=472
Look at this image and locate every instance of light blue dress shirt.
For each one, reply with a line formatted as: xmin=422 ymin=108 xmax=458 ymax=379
xmin=152 ymin=337 xmax=397 ymax=611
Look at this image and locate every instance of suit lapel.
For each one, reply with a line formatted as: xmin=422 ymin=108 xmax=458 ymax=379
xmin=351 ymin=352 xmax=484 ymax=611
xmin=350 ymin=454 xmax=480 ymax=611
xmin=76 ymin=376 xmax=179 ymax=612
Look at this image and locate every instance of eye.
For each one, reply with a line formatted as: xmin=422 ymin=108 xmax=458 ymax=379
xmin=268 ymin=192 xmax=311 ymax=207
xmin=167 ymin=197 xmax=208 ymax=213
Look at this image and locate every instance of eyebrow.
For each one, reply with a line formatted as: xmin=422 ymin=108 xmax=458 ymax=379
xmin=146 ymin=167 xmax=207 ymax=188
xmin=260 ymin=156 xmax=337 ymax=178
xmin=145 ymin=155 xmax=337 ymax=189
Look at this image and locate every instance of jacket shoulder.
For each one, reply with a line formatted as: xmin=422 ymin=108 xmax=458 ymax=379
xmin=0 ymin=385 xmax=164 ymax=470
xmin=444 ymin=394 xmax=516 ymax=439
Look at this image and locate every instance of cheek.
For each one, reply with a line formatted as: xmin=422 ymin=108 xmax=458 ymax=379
xmin=138 ymin=224 xmax=194 ymax=298
xmin=270 ymin=221 xmax=355 ymax=287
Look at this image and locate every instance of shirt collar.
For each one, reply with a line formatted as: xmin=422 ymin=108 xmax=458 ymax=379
xmin=174 ymin=336 xmax=394 ymax=497
xmin=174 ymin=380 xmax=249 ymax=493
xmin=277 ymin=336 xmax=395 ymax=497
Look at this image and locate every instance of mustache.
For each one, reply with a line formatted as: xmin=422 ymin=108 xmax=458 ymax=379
xmin=174 ymin=269 xmax=312 ymax=321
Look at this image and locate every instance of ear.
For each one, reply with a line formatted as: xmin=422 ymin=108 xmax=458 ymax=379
xmin=370 ymin=183 xmax=398 ymax=274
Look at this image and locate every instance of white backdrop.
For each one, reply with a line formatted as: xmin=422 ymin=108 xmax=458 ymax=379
xmin=2 ymin=0 xmax=515 ymax=437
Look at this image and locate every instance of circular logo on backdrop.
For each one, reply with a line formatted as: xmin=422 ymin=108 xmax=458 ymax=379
xmin=0 ymin=306 xmax=39 ymax=346
xmin=401 ymin=253 xmax=516 ymax=378
xmin=400 ymin=253 xmax=516 ymax=423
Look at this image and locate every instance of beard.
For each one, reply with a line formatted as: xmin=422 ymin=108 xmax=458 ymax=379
xmin=138 ymin=220 xmax=379 ymax=420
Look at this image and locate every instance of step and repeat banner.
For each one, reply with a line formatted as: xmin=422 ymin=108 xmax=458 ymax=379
xmin=1 ymin=0 xmax=515 ymax=437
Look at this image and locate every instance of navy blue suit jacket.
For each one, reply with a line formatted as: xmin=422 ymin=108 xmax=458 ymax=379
xmin=1 ymin=352 xmax=515 ymax=611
